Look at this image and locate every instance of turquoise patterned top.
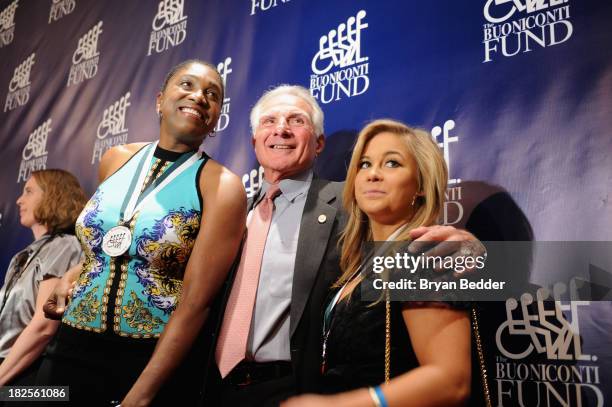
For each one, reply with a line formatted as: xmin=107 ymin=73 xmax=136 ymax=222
xmin=63 ymin=143 xmax=207 ymax=338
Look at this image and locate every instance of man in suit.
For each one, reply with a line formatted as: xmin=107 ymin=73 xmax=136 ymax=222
xmin=209 ymin=85 xmax=480 ymax=406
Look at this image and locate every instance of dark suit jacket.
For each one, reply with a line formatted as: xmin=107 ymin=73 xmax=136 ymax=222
xmin=201 ymin=177 xmax=346 ymax=402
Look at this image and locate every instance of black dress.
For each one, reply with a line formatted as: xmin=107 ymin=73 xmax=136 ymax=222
xmin=321 ymin=279 xmax=470 ymax=394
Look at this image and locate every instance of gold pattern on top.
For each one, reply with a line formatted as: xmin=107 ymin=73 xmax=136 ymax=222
xmin=67 ymin=285 xmax=101 ymax=327
xmin=121 ymin=291 xmax=164 ymax=334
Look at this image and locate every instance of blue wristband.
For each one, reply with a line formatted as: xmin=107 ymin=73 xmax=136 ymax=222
xmin=374 ymin=386 xmax=389 ymax=407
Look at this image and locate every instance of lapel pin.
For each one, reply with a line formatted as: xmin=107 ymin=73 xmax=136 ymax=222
xmin=318 ymin=214 xmax=327 ymax=224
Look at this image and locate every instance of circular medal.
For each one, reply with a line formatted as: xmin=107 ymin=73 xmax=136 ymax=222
xmin=102 ymin=225 xmax=132 ymax=257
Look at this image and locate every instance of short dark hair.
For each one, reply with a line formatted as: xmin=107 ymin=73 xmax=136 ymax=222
xmin=32 ymin=169 xmax=87 ymax=235
xmin=160 ymin=59 xmax=224 ymax=101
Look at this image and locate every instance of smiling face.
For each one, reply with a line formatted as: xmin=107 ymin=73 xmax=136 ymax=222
xmin=354 ymin=131 xmax=420 ymax=228
xmin=16 ymin=176 xmax=45 ymax=229
xmin=252 ymin=93 xmax=325 ymax=183
xmin=156 ymin=63 xmax=223 ymax=151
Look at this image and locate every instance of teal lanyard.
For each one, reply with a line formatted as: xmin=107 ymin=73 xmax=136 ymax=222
xmin=118 ymin=143 xmax=197 ymax=222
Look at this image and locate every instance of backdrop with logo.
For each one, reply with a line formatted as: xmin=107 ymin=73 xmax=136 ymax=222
xmin=1 ymin=0 xmax=611 ymax=405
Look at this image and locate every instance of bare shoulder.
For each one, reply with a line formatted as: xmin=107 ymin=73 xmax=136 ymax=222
xmin=200 ymin=159 xmax=246 ymax=210
xmin=98 ymin=142 xmax=150 ymax=183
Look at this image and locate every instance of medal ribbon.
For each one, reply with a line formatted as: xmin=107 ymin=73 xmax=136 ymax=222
xmin=119 ymin=141 xmax=201 ymax=222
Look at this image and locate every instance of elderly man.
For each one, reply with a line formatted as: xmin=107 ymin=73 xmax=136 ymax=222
xmin=44 ymin=84 xmax=480 ymax=406
xmin=209 ymin=85 xmax=479 ymax=406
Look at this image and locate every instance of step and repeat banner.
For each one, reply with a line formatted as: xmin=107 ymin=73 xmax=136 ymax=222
xmin=1 ymin=0 xmax=611 ymax=405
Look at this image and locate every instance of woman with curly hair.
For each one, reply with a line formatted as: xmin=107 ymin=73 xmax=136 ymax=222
xmin=0 ymin=169 xmax=86 ymax=386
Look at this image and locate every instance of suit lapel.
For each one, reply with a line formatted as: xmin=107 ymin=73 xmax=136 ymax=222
xmin=290 ymin=178 xmax=338 ymax=338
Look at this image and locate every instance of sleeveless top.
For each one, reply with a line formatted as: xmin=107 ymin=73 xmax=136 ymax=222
xmin=62 ymin=143 xmax=208 ymax=339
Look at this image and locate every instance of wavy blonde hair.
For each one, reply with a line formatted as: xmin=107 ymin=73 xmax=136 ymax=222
xmin=32 ymin=169 xmax=87 ymax=235
xmin=336 ymin=119 xmax=448 ymax=289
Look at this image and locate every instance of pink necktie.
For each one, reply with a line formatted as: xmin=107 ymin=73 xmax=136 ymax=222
xmin=216 ymin=184 xmax=281 ymax=378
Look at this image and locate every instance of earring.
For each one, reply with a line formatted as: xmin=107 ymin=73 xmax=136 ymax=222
xmin=208 ymin=129 xmax=217 ymax=138
xmin=411 ymin=195 xmax=417 ymax=207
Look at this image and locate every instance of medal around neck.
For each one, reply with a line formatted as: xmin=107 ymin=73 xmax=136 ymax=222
xmin=102 ymin=225 xmax=132 ymax=257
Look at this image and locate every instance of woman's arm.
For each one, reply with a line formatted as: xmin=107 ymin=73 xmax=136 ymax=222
xmin=283 ymin=306 xmax=471 ymax=407
xmin=382 ymin=306 xmax=471 ymax=406
xmin=121 ymin=160 xmax=246 ymax=407
xmin=0 ymin=277 xmax=61 ymax=385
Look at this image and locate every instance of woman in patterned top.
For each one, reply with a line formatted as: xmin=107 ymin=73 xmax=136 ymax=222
xmin=38 ymin=60 xmax=246 ymax=406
